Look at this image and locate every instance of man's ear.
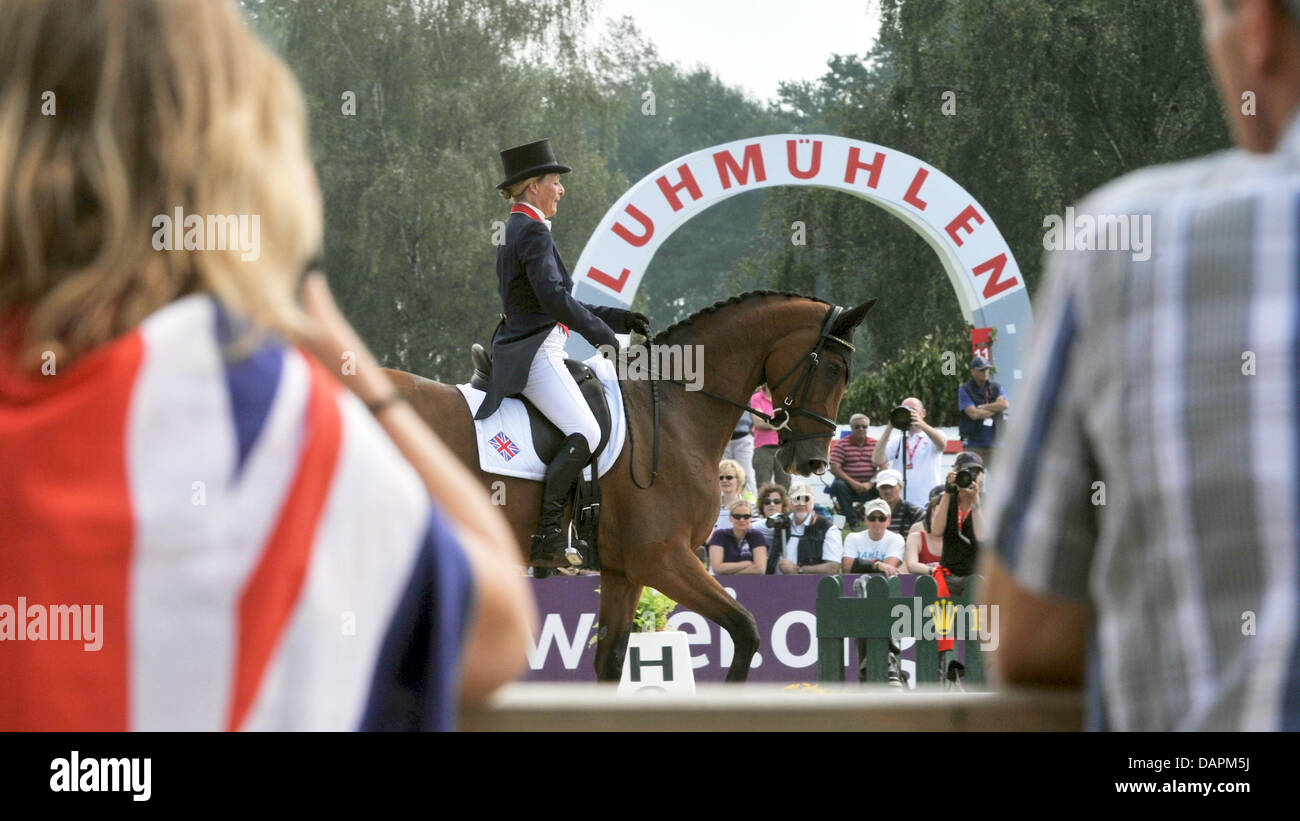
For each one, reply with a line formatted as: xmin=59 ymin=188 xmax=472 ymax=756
xmin=1240 ymin=0 xmax=1286 ymax=77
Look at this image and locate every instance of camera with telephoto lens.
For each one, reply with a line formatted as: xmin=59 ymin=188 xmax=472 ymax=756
xmin=766 ymin=512 xmax=791 ymax=531
xmin=889 ymin=405 xmax=913 ymax=429
xmin=954 ymin=468 xmax=976 ymax=489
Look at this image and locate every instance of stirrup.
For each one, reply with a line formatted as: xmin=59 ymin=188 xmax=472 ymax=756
xmin=530 ymin=530 xmax=583 ymax=568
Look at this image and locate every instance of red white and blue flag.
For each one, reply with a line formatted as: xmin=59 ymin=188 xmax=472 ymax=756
xmin=489 ymin=431 xmax=520 ymax=461
xmin=0 ymin=294 xmax=475 ymax=731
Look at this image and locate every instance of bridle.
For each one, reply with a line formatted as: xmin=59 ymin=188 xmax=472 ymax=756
xmin=623 ymin=304 xmax=856 ymax=488
xmin=762 ymin=304 xmax=856 ymax=443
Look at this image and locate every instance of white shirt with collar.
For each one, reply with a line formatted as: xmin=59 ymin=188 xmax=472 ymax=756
xmin=514 ymin=201 xmax=551 ymax=231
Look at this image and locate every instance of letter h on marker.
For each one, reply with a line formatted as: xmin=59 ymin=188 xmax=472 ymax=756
xmin=628 ymin=644 xmax=673 ymax=682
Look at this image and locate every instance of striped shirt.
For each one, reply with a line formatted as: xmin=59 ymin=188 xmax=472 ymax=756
xmin=829 ymin=434 xmax=877 ymax=483
xmin=0 ymin=294 xmax=475 ymax=731
xmin=987 ymin=118 xmax=1300 ymax=731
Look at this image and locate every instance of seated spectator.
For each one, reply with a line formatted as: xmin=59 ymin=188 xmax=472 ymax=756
xmin=842 ymin=500 xmax=905 ymax=577
xmin=845 ymin=500 xmax=908 ymax=687
xmin=753 ymin=483 xmax=790 ymax=547
xmin=875 ymin=469 xmax=924 ymax=538
xmin=0 ymin=0 xmax=532 ymax=731
xmin=828 ymin=413 xmax=879 ymax=531
xmin=871 ymin=397 xmax=947 ymax=507
xmin=707 ymin=500 xmax=768 ymax=575
xmin=904 ymin=485 xmax=947 ymax=575
xmin=750 ymin=384 xmax=790 ymax=489
xmin=957 ymin=356 xmax=1009 ymax=469
xmin=724 ymin=412 xmax=756 ymax=497
xmin=767 ymin=483 xmax=842 ymax=575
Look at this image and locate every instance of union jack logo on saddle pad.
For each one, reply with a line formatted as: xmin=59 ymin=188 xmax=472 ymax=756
xmin=489 ymin=431 xmax=520 ymax=461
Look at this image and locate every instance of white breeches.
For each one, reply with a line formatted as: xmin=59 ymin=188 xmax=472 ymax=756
xmin=521 ymin=326 xmax=601 ymax=453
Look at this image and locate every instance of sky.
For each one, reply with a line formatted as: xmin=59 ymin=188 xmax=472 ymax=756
xmin=590 ymin=0 xmax=880 ymax=105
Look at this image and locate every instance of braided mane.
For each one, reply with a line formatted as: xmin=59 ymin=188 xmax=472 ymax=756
xmin=650 ymin=290 xmax=830 ymax=344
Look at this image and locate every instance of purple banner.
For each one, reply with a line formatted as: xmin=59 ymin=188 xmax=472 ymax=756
xmin=524 ymin=574 xmax=935 ymax=683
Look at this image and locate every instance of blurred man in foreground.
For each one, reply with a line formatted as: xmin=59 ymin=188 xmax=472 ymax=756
xmin=984 ymin=0 xmax=1300 ymax=730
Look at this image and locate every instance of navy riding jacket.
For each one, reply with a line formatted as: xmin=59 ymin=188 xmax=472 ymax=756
xmin=475 ymin=210 xmax=630 ymax=420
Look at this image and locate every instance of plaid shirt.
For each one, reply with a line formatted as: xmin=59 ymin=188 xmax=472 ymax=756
xmin=988 ymin=118 xmax=1300 ymax=731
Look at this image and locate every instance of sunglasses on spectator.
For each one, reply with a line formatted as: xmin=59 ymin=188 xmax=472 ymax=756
xmin=851 ymin=424 xmax=868 ymax=429
xmin=792 ymin=495 xmax=812 ymax=502
xmin=763 ymin=497 xmax=783 ymax=505
xmin=730 ymin=513 xmax=752 ymax=520
xmin=719 ymin=474 xmax=735 ymax=481
xmin=866 ymin=514 xmax=888 ymax=522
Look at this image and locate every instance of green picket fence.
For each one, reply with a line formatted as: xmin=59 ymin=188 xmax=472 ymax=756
xmin=815 ymin=574 xmax=987 ymax=687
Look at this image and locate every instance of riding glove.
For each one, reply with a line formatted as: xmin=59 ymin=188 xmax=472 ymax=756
xmin=626 ymin=311 xmax=651 ymax=337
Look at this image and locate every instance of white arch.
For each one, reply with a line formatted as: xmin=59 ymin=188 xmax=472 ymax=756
xmin=569 ymin=134 xmax=1032 ymax=391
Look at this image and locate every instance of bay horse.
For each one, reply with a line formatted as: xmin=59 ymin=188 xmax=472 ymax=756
xmin=385 ymin=290 xmax=875 ymax=682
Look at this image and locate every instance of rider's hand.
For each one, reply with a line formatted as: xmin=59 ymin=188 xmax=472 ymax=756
xmin=626 ymin=311 xmax=651 ymax=337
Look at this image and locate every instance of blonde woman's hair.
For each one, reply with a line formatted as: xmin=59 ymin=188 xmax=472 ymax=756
xmin=0 ymin=0 xmax=323 ymax=369
xmin=499 ymin=176 xmax=542 ymax=203
xmin=727 ymin=498 xmax=752 ymax=515
xmin=718 ymin=459 xmax=746 ymax=490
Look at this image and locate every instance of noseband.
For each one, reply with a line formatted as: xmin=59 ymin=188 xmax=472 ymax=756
xmin=623 ymin=304 xmax=855 ymax=488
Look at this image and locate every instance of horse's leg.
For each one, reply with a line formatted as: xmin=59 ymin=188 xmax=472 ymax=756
xmin=593 ymin=570 xmax=642 ymax=682
xmin=645 ymin=547 xmax=760 ymax=682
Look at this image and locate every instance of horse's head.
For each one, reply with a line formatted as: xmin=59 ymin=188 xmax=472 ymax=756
xmin=767 ymin=298 xmax=876 ymax=476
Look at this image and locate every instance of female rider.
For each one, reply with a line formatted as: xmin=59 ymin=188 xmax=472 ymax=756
xmin=477 ymin=139 xmax=649 ymax=567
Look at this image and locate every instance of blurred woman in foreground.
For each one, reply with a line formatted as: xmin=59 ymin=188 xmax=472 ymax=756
xmin=0 ymin=0 xmax=532 ymax=731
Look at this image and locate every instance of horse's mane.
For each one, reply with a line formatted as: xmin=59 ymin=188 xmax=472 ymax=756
xmin=650 ymin=290 xmax=830 ymax=344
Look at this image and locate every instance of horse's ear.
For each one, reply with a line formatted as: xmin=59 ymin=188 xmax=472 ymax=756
xmin=831 ymin=298 xmax=877 ymax=339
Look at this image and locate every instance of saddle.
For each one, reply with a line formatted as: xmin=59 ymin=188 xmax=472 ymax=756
xmin=470 ymin=343 xmax=612 ymax=465
xmin=471 ymin=343 xmax=610 ymax=573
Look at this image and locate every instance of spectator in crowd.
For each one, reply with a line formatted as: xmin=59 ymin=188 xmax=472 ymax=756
xmin=844 ymin=498 xmax=908 ymax=687
xmin=932 ymin=452 xmax=985 ymax=687
xmin=0 ymin=0 xmax=533 ymax=731
xmin=753 ymin=483 xmax=791 ymax=547
xmin=707 ymin=500 xmax=769 ymax=575
xmin=828 ymin=413 xmax=880 ymax=531
xmin=750 ymin=384 xmax=790 ymax=489
xmin=984 ymin=0 xmax=1300 ymax=731
xmin=768 ymin=483 xmax=842 ymax=575
xmin=932 ymin=453 xmax=986 ymax=595
xmin=872 ymin=397 xmax=946 ymax=507
xmin=957 ymin=356 xmax=1009 ymax=468
xmin=842 ymin=499 xmax=905 ymax=578
xmin=714 ymin=459 xmax=749 ymax=531
xmin=724 ymin=412 xmax=756 ymax=497
xmin=874 ymin=469 xmax=924 ymax=539
xmin=904 ymin=486 xmax=947 ymax=575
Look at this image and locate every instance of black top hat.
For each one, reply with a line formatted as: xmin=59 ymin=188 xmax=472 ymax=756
xmin=497 ymin=139 xmax=572 ymax=191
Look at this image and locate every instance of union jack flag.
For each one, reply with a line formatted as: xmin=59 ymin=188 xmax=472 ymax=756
xmin=489 ymin=431 xmax=520 ymax=461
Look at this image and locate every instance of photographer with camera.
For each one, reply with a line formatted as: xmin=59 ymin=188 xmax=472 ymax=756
xmin=931 ymin=451 xmax=987 ymax=687
xmin=766 ymin=484 xmax=841 ymax=575
xmin=871 ymin=397 xmax=947 ymax=508
xmin=754 ymin=483 xmax=790 ymax=553
xmin=931 ymin=452 xmax=987 ymax=595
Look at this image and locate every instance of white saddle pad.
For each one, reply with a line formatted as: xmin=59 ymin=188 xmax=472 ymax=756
xmin=456 ymin=353 xmax=626 ymax=481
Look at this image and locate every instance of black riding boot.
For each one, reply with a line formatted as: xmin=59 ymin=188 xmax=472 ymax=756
xmin=531 ymin=434 xmax=591 ymax=568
